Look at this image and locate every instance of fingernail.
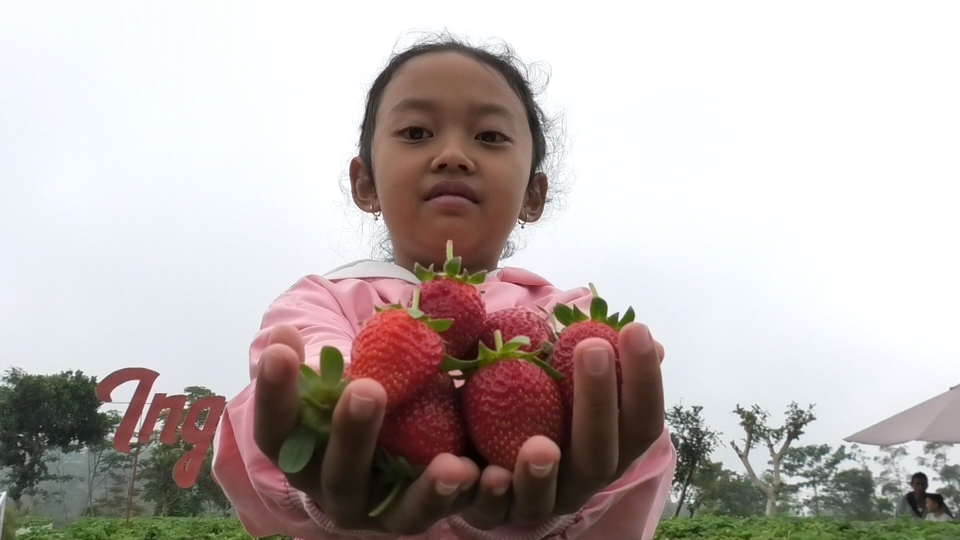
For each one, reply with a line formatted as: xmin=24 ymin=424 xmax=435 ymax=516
xmin=625 ymin=324 xmax=651 ymax=352
xmin=260 ymin=356 xmax=282 ymax=384
xmin=436 ymin=480 xmax=460 ymax=496
xmin=583 ymin=347 xmax=610 ymax=377
xmin=491 ymin=483 xmax=509 ymax=496
xmin=348 ymin=392 xmax=376 ymax=421
xmin=528 ymin=462 xmax=554 ymax=479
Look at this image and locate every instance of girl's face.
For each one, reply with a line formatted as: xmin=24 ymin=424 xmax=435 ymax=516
xmin=351 ymin=52 xmax=546 ymax=273
xmin=926 ymin=497 xmax=937 ymax=511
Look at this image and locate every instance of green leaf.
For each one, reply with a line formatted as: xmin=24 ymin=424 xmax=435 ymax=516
xmin=619 ymin=307 xmax=636 ymax=327
xmin=442 ymin=356 xmax=478 ymax=372
xmin=319 ymin=347 xmax=344 ymax=386
xmin=425 ymin=318 xmax=453 ymax=332
xmin=501 ymin=335 xmax=531 ymax=353
xmin=531 ymin=357 xmax=564 ymax=380
xmin=298 ymin=365 xmax=324 ymax=399
xmin=553 ymin=303 xmax=575 ymax=326
xmin=590 ymin=296 xmax=608 ymax=321
xmin=414 ymin=263 xmax=435 ymax=282
xmin=279 ymin=425 xmax=318 ymax=474
xmin=443 ymin=256 xmax=461 ymax=277
xmin=299 ymin=363 xmax=322 ymax=383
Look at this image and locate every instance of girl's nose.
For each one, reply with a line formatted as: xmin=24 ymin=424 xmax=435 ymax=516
xmin=430 ymin=137 xmax=476 ymax=174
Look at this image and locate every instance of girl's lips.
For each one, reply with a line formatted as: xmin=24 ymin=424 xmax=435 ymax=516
xmin=425 ymin=180 xmax=479 ymax=203
xmin=428 ymin=194 xmax=476 ymax=209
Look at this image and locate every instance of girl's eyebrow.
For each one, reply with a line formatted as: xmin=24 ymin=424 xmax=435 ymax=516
xmin=389 ymin=98 xmax=518 ymax=122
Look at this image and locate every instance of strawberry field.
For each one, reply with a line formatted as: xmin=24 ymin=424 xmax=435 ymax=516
xmin=12 ymin=518 xmax=291 ymax=540
xmin=9 ymin=516 xmax=959 ymax=540
xmin=654 ymin=516 xmax=959 ymax=539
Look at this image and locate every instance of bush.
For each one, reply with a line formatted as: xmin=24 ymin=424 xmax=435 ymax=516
xmin=654 ymin=515 xmax=959 ymax=540
xmin=14 ymin=518 xmax=290 ymax=540
xmin=2 ymin=504 xmax=19 ymax=540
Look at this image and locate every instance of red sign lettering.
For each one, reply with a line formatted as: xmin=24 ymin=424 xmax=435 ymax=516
xmin=96 ymin=368 xmax=226 ymax=489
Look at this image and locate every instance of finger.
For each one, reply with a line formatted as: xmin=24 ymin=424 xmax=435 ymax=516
xmin=458 ymin=465 xmax=512 ymax=530
xmin=254 ymin=343 xmax=303 ymax=462
xmin=617 ymin=324 xmax=665 ymax=469
xmin=555 ymin=339 xmax=619 ymax=514
xmin=510 ymin=436 xmax=561 ymax=523
xmin=267 ymin=325 xmax=306 ymax=364
xmin=654 ymin=339 xmax=665 ymax=363
xmin=451 ymin=456 xmax=482 ymax=510
xmin=379 ymin=453 xmax=479 ymax=535
xmin=319 ymin=379 xmax=387 ymax=525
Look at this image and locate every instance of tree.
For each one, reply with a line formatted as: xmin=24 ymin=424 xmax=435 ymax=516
xmin=91 ymin=446 xmax=145 ymax=518
xmin=82 ymin=410 xmax=122 ymax=516
xmin=873 ymin=445 xmax=910 ymax=515
xmin=666 ymin=404 xmax=721 ymax=518
xmin=823 ymin=466 xmax=880 ymax=520
xmin=139 ymin=386 xmax=228 ymax=516
xmin=698 ymin=468 xmax=767 ymax=518
xmin=0 ymin=368 xmax=110 ymax=507
xmin=729 ymin=402 xmax=816 ymax=517
xmin=782 ymin=444 xmax=850 ymax=516
xmin=45 ymin=447 xmax=79 ymax=518
xmin=680 ymin=459 xmax=722 ymax=517
xmin=919 ymin=443 xmax=960 ymax=513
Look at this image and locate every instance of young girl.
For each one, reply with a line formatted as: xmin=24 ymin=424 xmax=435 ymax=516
xmin=925 ymin=493 xmax=954 ymax=522
xmin=212 ymin=36 xmax=676 ymax=540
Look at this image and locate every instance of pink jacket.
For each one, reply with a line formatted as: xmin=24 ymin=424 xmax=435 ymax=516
xmin=212 ymin=261 xmax=677 ymax=540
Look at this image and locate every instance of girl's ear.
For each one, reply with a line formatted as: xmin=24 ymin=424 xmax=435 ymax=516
xmin=350 ymin=156 xmax=379 ymax=215
xmin=520 ymin=172 xmax=549 ymax=223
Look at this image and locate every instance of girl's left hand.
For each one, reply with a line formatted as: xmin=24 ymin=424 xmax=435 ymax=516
xmin=457 ymin=322 xmax=665 ymax=529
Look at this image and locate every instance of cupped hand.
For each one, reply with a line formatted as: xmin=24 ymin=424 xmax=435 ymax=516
xmin=458 ymin=322 xmax=665 ymax=530
xmin=252 ymin=325 xmax=480 ymax=535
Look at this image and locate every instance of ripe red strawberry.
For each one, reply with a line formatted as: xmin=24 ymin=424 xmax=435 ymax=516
xmin=458 ymin=331 xmax=564 ymax=469
xmin=552 ymin=285 xmax=634 ymax=417
xmin=414 ymin=240 xmax=486 ymax=359
xmin=377 ymin=373 xmax=467 ymax=467
xmin=349 ymin=290 xmax=452 ymax=411
xmin=479 ymin=307 xmax=556 ymax=361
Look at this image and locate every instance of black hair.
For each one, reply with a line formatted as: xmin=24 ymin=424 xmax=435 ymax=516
xmin=927 ymin=493 xmax=954 ymax=517
xmin=354 ymin=32 xmax=566 ymax=261
xmin=912 ymin=472 xmax=929 ymax=484
xmin=359 ymin=36 xmax=551 ymax=185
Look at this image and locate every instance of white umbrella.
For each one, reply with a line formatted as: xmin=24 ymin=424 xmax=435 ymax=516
xmin=845 ymin=384 xmax=960 ymax=446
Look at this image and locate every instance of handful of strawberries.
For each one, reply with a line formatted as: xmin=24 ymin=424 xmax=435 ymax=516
xmin=278 ymin=241 xmax=635 ymax=516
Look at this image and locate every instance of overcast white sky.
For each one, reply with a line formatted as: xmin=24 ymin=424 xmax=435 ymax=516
xmin=2 ymin=2 xmax=959 ymax=486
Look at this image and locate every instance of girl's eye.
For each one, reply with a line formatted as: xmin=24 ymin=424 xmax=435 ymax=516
xmin=477 ymin=131 xmax=507 ymax=143
xmin=401 ymin=127 xmax=431 ymax=141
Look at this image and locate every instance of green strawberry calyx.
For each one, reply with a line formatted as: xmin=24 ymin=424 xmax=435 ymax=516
xmin=413 ymin=240 xmax=487 ymax=286
xmin=367 ymin=450 xmax=422 ymax=517
xmin=443 ymin=330 xmax=563 ymax=381
xmin=279 ymin=346 xmax=349 ymax=474
xmin=553 ymin=283 xmax=635 ymax=331
xmin=376 ymin=288 xmax=453 ymax=333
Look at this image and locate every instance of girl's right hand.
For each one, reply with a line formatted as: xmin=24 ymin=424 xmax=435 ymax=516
xmin=252 ymin=325 xmax=481 ymax=535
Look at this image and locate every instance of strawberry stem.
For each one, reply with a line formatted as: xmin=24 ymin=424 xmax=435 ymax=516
xmin=368 ymin=480 xmax=406 ymax=517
